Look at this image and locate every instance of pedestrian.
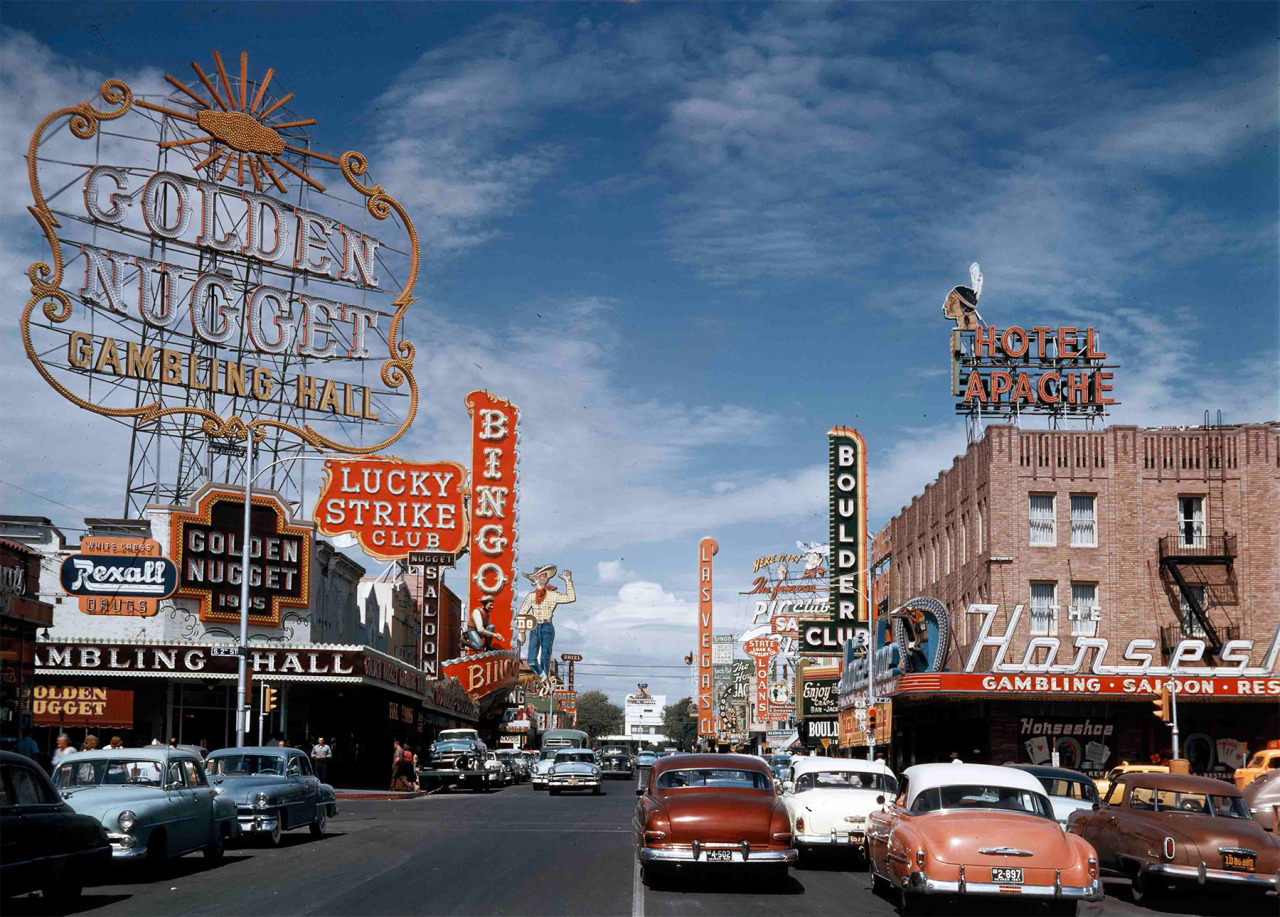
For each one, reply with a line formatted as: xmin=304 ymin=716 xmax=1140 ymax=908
xmin=168 ymin=737 xmax=178 ymax=748
xmin=14 ymin=730 xmax=39 ymax=760
xmin=392 ymin=742 xmax=415 ymax=791
xmin=390 ymin=740 xmax=403 ymax=790
xmin=51 ymin=733 xmax=76 ymax=771
xmin=311 ymin=736 xmax=331 ymax=782
xmin=108 ymin=735 xmax=124 ymax=748
xmin=82 ymin=735 xmax=99 ymax=751
xmin=515 ymin=565 xmax=575 ymax=677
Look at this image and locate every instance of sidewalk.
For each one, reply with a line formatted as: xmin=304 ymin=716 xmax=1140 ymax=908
xmin=333 ymin=787 xmax=431 ymax=800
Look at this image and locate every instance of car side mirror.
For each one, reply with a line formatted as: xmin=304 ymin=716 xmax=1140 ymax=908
xmin=635 ymin=787 xmax=644 ymax=796
xmin=1091 ymin=802 xmax=1100 ymax=811
xmin=876 ymin=795 xmax=886 ymax=805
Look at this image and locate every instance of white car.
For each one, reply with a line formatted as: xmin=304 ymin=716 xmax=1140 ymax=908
xmin=1006 ymin=765 xmax=1100 ymax=828
xmin=531 ymin=748 xmax=557 ymax=790
xmin=547 ymin=749 xmax=602 ymax=795
xmin=781 ymin=757 xmax=897 ymax=860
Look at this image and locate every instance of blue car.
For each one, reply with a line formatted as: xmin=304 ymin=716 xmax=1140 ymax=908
xmin=205 ymin=747 xmax=337 ymax=845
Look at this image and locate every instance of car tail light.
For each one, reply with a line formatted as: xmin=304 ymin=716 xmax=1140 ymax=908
xmin=1163 ymin=837 xmax=1175 ymax=860
xmin=645 ymin=829 xmax=667 ymax=842
xmin=796 ymin=816 xmax=805 ymax=832
xmin=1088 ymin=857 xmax=1098 ymax=878
xmin=772 ymin=831 xmax=792 ymax=842
xmin=915 ymin=847 xmax=927 ymax=868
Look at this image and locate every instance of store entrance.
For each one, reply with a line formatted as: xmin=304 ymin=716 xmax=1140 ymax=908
xmin=174 ymin=683 xmax=235 ymax=751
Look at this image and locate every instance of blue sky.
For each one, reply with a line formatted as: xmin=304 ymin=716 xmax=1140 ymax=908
xmin=2 ymin=2 xmax=1276 ymax=705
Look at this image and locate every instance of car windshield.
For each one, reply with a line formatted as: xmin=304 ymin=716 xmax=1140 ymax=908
xmin=1135 ymin=788 xmax=1251 ymax=817
xmin=540 ymin=749 xmax=558 ymax=760
xmin=206 ymin=754 xmax=286 ymax=776
xmin=912 ymin=784 xmax=1054 ymax=819
xmin=54 ymin=758 xmax=163 ymax=788
xmin=555 ymin=752 xmax=595 ymax=764
xmin=656 ymin=768 xmax=771 ymax=790
xmin=433 ymin=740 xmax=475 ymax=752
xmin=795 ymin=770 xmax=898 ymax=793
xmin=1039 ymin=777 xmax=1099 ymax=803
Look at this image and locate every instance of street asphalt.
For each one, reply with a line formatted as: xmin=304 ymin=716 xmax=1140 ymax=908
xmin=9 ymin=776 xmax=1275 ymax=916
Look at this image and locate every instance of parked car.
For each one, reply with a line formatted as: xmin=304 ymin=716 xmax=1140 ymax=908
xmin=781 ymin=757 xmax=897 ymax=861
xmin=599 ymin=747 xmax=634 ymax=779
xmin=1007 ymin=764 xmax=1101 ymax=827
xmin=52 ymin=747 xmax=237 ymax=869
xmin=1068 ymin=771 xmax=1280 ymax=906
xmin=1235 ymin=742 xmax=1280 ymax=789
xmin=1243 ymin=768 xmax=1280 ymax=832
xmin=1095 ymin=762 xmax=1169 ymax=799
xmin=420 ymin=730 xmax=489 ymax=792
xmin=867 ymin=762 xmax=1102 ymax=916
xmin=633 ymin=753 xmax=796 ymax=887
xmin=531 ymin=748 xmax=558 ymax=790
xmin=636 ymin=751 xmax=658 ymax=769
xmin=204 ymin=747 xmax=337 ymax=845
xmin=1 ymin=751 xmax=111 ymax=903
xmin=496 ymin=749 xmax=529 ymax=783
xmin=484 ymin=751 xmax=512 ymax=788
xmin=548 ymin=749 xmax=603 ymax=795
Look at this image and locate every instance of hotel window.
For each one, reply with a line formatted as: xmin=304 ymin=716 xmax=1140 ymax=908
xmin=931 ymin=542 xmax=937 ymax=582
xmin=1069 ymin=583 xmax=1099 ymax=637
xmin=1029 ymin=494 xmax=1056 ymax=546
xmin=977 ymin=504 xmax=984 ymax=553
xmin=958 ymin=518 xmax=967 ymax=566
xmin=1179 ymin=586 xmax=1206 ymax=637
xmin=1178 ymin=496 xmax=1205 ymax=548
xmin=944 ymin=530 xmax=952 ymax=574
xmin=1070 ymin=495 xmax=1097 ymax=547
xmin=1030 ymin=582 xmax=1058 ymax=636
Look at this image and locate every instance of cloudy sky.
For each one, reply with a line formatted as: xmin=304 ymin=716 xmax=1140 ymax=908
xmin=2 ymin=3 xmax=1276 ymax=705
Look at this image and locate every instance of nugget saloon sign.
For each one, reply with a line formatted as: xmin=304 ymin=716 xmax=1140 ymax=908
xmin=167 ymin=483 xmax=311 ymax=628
xmin=315 ymin=457 xmax=468 ymax=561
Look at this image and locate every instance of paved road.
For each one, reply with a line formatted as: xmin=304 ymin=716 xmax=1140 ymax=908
xmin=9 ymin=778 xmax=1273 ymax=916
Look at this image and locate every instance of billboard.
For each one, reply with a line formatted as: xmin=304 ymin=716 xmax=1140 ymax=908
xmin=167 ymin=483 xmax=311 ymax=628
xmin=59 ymin=536 xmax=177 ymax=617
xmin=465 ymin=391 xmax=520 ymax=648
xmin=744 ymin=636 xmax=778 ymax=723
xmin=315 ymin=458 xmax=468 ymax=561
xmin=697 ymin=537 xmax=718 ymax=738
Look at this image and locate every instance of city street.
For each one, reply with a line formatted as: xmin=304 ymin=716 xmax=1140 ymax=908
xmin=9 ymin=781 xmax=1271 ymax=917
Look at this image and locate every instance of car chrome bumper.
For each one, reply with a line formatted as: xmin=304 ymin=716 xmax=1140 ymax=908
xmin=795 ymin=831 xmax=866 ymax=846
xmin=905 ymin=870 xmax=1104 ymax=901
xmin=1147 ymin=863 xmax=1279 ymax=889
xmin=640 ymin=845 xmax=797 ymax=865
xmin=549 ymin=778 xmax=600 ymax=787
xmin=236 ymin=814 xmax=281 ymax=833
xmin=106 ymin=833 xmax=148 ymax=859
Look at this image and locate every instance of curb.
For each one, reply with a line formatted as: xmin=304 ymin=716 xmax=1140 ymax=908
xmin=335 ymin=790 xmax=430 ymax=801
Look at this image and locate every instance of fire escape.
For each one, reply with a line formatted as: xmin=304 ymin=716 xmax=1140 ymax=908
xmin=1158 ymin=533 xmax=1238 ymax=658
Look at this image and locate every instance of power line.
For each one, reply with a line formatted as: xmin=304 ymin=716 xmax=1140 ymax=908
xmin=574 ymin=663 xmax=690 ymax=669
xmin=0 ymin=479 xmax=94 ymax=517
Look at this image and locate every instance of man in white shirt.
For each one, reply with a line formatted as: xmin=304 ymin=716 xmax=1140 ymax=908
xmin=311 ymin=738 xmax=332 ymax=781
xmin=51 ymin=733 xmax=76 ymax=771
xmin=515 ymin=565 xmax=575 ymax=676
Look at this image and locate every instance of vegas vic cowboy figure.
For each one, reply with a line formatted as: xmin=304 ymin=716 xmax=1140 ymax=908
xmin=517 ymin=565 xmax=575 ymax=676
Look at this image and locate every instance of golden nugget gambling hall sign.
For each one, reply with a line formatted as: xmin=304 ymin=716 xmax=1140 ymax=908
xmin=22 ymin=50 xmax=419 ymax=450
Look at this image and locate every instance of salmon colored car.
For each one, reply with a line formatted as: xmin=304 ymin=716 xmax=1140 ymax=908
xmin=632 ymin=753 xmax=796 ymax=887
xmin=867 ymin=762 xmax=1103 ymax=916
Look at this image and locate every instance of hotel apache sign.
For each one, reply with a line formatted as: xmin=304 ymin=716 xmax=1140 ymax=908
xmin=167 ymin=483 xmax=311 ymax=629
xmin=315 ymin=457 xmax=468 ymax=561
xmin=59 ymin=536 xmax=177 ymax=617
xmin=21 ymin=50 xmax=421 ymax=453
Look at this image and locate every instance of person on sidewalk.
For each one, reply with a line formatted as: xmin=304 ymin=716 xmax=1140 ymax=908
xmin=51 ymin=734 xmax=76 ymax=771
xmin=516 ymin=565 xmax=575 ymax=677
xmin=311 ymin=737 xmax=332 ymax=782
xmin=390 ymin=740 xmax=403 ymax=790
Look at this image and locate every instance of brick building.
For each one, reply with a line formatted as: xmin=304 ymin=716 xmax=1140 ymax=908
xmin=857 ymin=422 xmax=1279 ymax=779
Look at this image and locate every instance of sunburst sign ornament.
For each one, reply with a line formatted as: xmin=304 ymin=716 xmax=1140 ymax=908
xmin=21 ymin=50 xmax=421 ymax=454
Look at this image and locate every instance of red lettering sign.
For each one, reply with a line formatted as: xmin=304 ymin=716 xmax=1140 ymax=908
xmin=466 ymin=391 xmax=520 ymax=649
xmin=697 ymin=537 xmax=718 ymax=739
xmin=441 ymin=650 xmax=521 ymax=702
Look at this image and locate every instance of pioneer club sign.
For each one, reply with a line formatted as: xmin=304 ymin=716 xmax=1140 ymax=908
xmin=315 ymin=457 xmax=468 ymax=561
xmin=168 ymin=483 xmax=311 ymax=628
xmin=59 ymin=536 xmax=177 ymax=617
xmin=21 ymin=49 xmax=420 ymax=453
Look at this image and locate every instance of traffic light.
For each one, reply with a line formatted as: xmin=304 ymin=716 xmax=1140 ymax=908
xmin=868 ymin=707 xmax=878 ymax=734
xmin=263 ymin=686 xmax=278 ymax=714
xmin=1152 ymin=685 xmax=1170 ymax=722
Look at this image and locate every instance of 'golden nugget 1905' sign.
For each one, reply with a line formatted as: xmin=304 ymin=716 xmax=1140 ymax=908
xmin=22 ymin=50 xmax=419 ymax=451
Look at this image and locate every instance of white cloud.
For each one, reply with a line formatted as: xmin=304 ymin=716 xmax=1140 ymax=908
xmin=596 ymin=559 xmax=635 ymax=583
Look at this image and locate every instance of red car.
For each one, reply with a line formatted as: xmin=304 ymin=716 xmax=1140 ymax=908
xmin=633 ymin=753 xmax=796 ymax=886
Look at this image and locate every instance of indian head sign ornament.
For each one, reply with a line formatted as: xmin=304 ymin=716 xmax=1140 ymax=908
xmin=22 ymin=51 xmax=420 ymax=454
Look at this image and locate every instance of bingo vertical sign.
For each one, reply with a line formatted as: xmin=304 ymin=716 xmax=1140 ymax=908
xmin=697 ymin=536 xmax=719 ymax=739
xmin=466 ymin=391 xmax=520 ymax=647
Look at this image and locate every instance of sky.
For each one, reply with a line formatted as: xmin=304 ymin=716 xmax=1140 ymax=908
xmin=1 ymin=2 xmax=1277 ymax=707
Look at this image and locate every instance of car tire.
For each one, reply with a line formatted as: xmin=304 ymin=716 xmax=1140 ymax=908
xmin=204 ymin=827 xmax=226 ymax=861
xmin=310 ymin=807 xmax=327 ymax=837
xmin=593 ymin=785 xmax=602 ymax=796
xmin=42 ymin=863 xmax=83 ymax=905
xmin=550 ymin=788 xmax=561 ymax=796
xmin=266 ymin=817 xmax=283 ymax=846
xmin=870 ymin=866 xmax=890 ymax=895
xmin=146 ymin=829 xmax=168 ymax=876
xmin=898 ymin=887 xmax=930 ymax=916
xmin=1130 ymin=870 xmax=1165 ymax=906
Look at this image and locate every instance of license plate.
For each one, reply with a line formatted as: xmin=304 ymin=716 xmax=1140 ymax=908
xmin=990 ymin=867 xmax=1024 ymax=884
xmin=706 ymin=850 xmax=734 ymax=862
xmin=569 ymin=779 xmax=579 ymax=784
xmin=1223 ymin=853 xmax=1256 ymax=872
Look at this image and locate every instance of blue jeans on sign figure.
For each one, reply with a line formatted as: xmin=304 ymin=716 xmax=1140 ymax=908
xmin=528 ymin=622 xmax=555 ymax=675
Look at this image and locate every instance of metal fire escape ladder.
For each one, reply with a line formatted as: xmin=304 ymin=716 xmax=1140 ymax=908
xmin=1162 ymin=558 xmax=1222 ymax=655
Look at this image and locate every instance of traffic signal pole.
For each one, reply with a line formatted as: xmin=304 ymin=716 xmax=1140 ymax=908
xmin=258 ymin=681 xmax=266 ymax=746
xmin=1168 ymin=678 xmax=1180 ymax=761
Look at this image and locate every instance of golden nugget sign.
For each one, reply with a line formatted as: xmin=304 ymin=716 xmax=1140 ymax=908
xmin=22 ymin=51 xmax=419 ymax=450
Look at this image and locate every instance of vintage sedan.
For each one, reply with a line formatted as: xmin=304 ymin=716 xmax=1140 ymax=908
xmin=782 ymin=757 xmax=897 ymax=861
xmin=867 ymin=762 xmax=1102 ymax=915
xmin=548 ymin=749 xmax=603 ymax=795
xmin=599 ymin=747 xmax=634 ymax=779
xmin=531 ymin=748 xmax=558 ymax=790
xmin=2 ymin=750 xmax=111 ymax=903
xmin=633 ymin=753 xmax=796 ymax=887
xmin=495 ymin=749 xmax=529 ymax=783
xmin=205 ymin=747 xmax=337 ymax=845
xmin=1095 ymin=762 xmax=1168 ymax=800
xmin=52 ymin=748 xmax=237 ymax=869
xmin=1008 ymin=764 xmax=1101 ymax=827
xmin=1235 ymin=742 xmax=1280 ymax=789
xmin=1068 ymin=772 xmax=1279 ymax=906
xmin=1243 ymin=768 xmax=1280 ymax=832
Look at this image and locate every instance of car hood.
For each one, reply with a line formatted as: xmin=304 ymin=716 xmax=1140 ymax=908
xmin=915 ymin=810 xmax=1078 ymax=867
xmin=209 ymin=774 xmax=291 ymax=799
xmin=553 ymin=762 xmax=598 ymax=775
xmin=534 ymin=760 xmax=555 ymax=774
xmin=61 ymin=785 xmax=167 ymax=822
xmin=661 ymin=790 xmax=778 ymax=845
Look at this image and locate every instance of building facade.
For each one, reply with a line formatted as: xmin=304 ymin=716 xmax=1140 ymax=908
xmin=624 ymin=690 xmax=668 ymax=745
xmin=852 ymin=423 xmax=1279 ymax=779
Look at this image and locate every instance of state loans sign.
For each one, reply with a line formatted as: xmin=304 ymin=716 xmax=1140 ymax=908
xmin=315 ymin=457 xmax=468 ymax=561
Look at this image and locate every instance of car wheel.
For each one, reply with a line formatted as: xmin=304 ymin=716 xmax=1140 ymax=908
xmin=204 ymin=827 xmax=226 ymax=861
xmin=550 ymin=787 xmax=561 ymax=796
xmin=310 ymin=807 xmax=327 ymax=837
xmin=898 ymin=887 xmax=930 ymax=916
xmin=146 ymin=829 xmax=168 ymax=876
xmin=870 ymin=865 xmax=890 ymax=895
xmin=1130 ymin=870 xmax=1165 ymax=906
xmin=593 ymin=785 xmax=602 ymax=796
xmin=266 ymin=817 xmax=283 ymax=846
xmin=42 ymin=863 xmax=83 ymax=905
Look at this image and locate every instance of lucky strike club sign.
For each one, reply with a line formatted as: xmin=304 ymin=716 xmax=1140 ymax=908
xmin=169 ymin=484 xmax=311 ymax=628
xmin=22 ymin=50 xmax=420 ymax=452
xmin=315 ymin=458 xmax=468 ymax=561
